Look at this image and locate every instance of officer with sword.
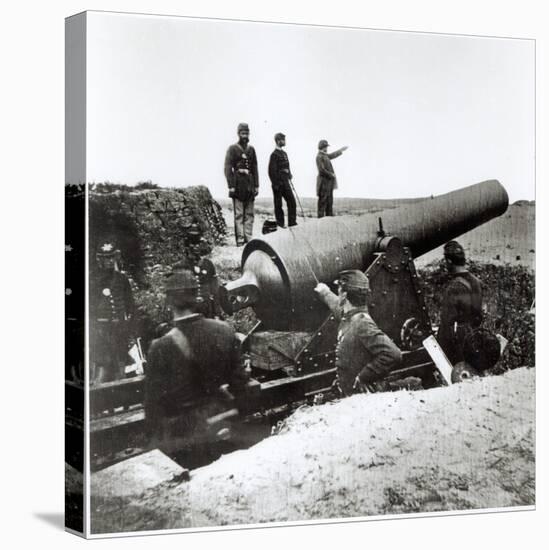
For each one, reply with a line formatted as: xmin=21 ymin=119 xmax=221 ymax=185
xmin=268 ymin=132 xmax=298 ymax=228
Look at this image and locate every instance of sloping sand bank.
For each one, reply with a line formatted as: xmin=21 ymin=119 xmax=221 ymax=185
xmin=91 ymin=367 xmax=534 ymax=534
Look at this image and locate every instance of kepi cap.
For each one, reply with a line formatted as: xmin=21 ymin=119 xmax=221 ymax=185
xmin=318 ymin=139 xmax=329 ymax=150
xmin=237 ymin=122 xmax=250 ymax=133
xmin=335 ymin=270 xmax=370 ymax=292
xmin=165 ymin=265 xmax=200 ymax=295
xmin=96 ymin=241 xmax=117 ymax=257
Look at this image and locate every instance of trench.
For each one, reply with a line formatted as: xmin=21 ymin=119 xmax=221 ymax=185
xmin=168 ymin=399 xmax=323 ymax=471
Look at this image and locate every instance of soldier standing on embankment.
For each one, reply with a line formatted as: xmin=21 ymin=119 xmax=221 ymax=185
xmin=316 ymin=140 xmax=348 ymax=218
xmin=224 ymin=122 xmax=259 ymax=246
xmin=268 ymin=132 xmax=297 ymax=228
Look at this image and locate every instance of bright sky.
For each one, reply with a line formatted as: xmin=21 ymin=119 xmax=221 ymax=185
xmin=86 ymin=12 xmax=535 ymax=202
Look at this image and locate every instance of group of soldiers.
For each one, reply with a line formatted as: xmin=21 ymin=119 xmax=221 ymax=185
xmin=89 ymin=243 xmax=222 ymax=384
xmin=224 ymin=122 xmax=349 ymax=245
xmin=89 ymin=233 xmax=482 ymax=445
xmin=87 ymin=127 xmax=484 ymax=443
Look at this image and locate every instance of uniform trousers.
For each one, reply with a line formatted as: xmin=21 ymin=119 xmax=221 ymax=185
xmin=317 ymin=181 xmax=334 ymax=218
xmin=273 ymin=182 xmax=297 ymax=227
xmin=233 ymin=198 xmax=255 ymax=244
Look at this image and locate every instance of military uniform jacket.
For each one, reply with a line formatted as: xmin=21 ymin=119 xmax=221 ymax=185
xmin=437 ymin=271 xmax=483 ymax=364
xmin=90 ymin=270 xmax=134 ymax=321
xmin=335 ymin=307 xmax=402 ymax=396
xmin=268 ymin=148 xmax=293 ymax=190
xmin=224 ymin=143 xmax=259 ymax=201
xmin=316 ymin=150 xmax=342 ymax=196
xmin=144 ymin=314 xmax=248 ymax=434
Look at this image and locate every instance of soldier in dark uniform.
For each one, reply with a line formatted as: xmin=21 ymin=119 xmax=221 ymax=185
xmin=90 ymin=242 xmax=135 ymax=383
xmin=144 ymin=265 xmax=248 ymax=442
xmin=179 ymin=206 xmax=210 ymax=264
xmin=316 ymin=139 xmax=348 ymax=218
xmin=268 ymin=132 xmax=297 ymax=228
xmin=437 ymin=241 xmax=483 ymax=365
xmin=224 ymin=122 xmax=259 ymax=246
xmin=315 ymin=270 xmax=401 ymax=396
xmin=195 ymin=258 xmax=224 ymax=319
xmin=153 ymin=258 xmax=225 ymax=339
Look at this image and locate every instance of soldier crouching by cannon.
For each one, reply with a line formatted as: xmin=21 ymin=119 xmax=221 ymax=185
xmin=315 ymin=270 xmax=402 ymax=395
xmin=144 ymin=263 xmax=249 ymax=451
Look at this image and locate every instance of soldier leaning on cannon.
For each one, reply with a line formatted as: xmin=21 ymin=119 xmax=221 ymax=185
xmin=224 ymin=122 xmax=259 ymax=246
xmin=437 ymin=241 xmax=483 ymax=365
xmin=315 ymin=270 xmax=402 ymax=395
xmin=144 ymin=263 xmax=249 ymax=442
xmin=90 ymin=241 xmax=135 ymax=383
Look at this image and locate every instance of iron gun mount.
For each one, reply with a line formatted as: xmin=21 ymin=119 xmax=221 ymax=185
xmin=219 ymin=179 xmax=508 ymax=410
xmin=221 ymin=180 xmax=508 ymax=331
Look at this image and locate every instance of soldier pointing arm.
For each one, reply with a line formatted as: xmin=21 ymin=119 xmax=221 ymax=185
xmin=315 ymin=270 xmax=401 ymax=395
xmin=316 ymin=140 xmax=348 ymax=218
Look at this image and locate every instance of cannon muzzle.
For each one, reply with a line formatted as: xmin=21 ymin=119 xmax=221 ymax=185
xmin=221 ymin=179 xmax=508 ymax=330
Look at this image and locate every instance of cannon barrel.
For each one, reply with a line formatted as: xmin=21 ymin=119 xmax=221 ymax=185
xmin=221 ymin=180 xmax=508 ymax=330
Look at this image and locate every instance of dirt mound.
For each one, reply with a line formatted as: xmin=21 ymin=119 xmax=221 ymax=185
xmin=88 ymin=184 xmax=226 ymax=278
xmin=91 ymin=367 xmax=535 ymax=534
xmin=82 ymin=184 xmax=227 ymax=342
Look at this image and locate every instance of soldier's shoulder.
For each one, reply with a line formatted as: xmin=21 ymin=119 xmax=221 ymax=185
xmin=148 ymin=334 xmax=171 ymax=354
xmin=448 ymin=275 xmax=473 ymax=292
xmin=352 ymin=311 xmax=382 ymax=332
xmin=351 ymin=311 xmax=377 ymax=327
xmin=351 ymin=310 xmax=373 ymax=321
xmin=201 ymin=317 xmax=235 ymax=335
xmin=469 ymin=272 xmax=482 ymax=285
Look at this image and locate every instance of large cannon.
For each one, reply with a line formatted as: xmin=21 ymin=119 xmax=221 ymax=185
xmin=69 ymin=179 xmax=509 ymax=471
xmin=221 ymin=180 xmax=508 ymax=331
xmin=217 ymin=179 xmax=508 ymax=409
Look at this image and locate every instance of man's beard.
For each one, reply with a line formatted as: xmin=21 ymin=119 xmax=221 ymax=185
xmin=239 ymin=137 xmax=250 ymax=145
